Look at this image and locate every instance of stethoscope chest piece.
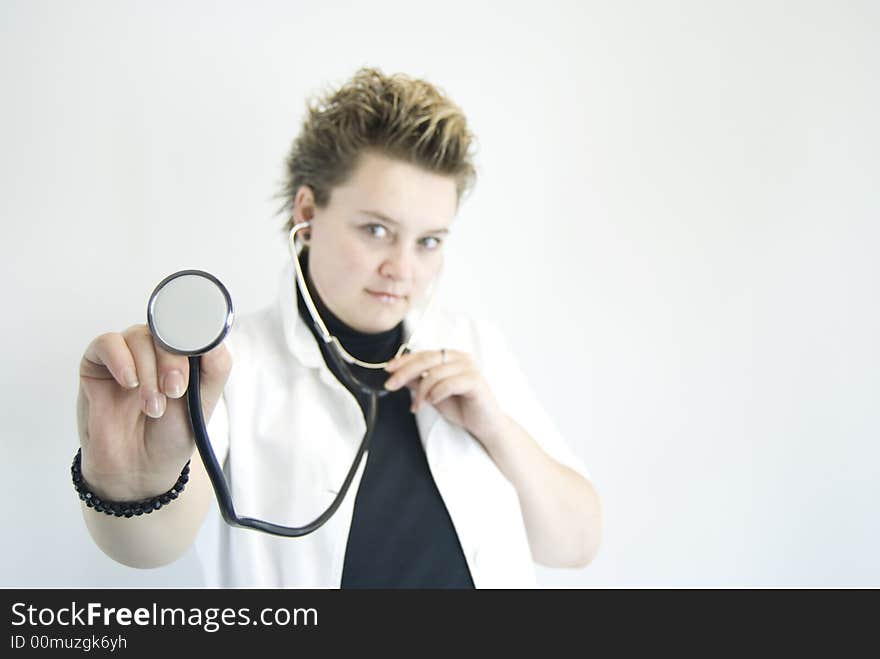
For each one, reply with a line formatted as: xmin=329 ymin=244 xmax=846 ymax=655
xmin=147 ymin=270 xmax=234 ymax=356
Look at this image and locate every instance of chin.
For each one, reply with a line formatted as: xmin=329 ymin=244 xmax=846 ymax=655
xmin=360 ymin=312 xmax=404 ymax=334
xmin=369 ymin=318 xmax=403 ymax=333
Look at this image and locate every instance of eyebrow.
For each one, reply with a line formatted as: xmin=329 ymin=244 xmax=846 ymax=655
xmin=358 ymin=209 xmax=450 ymax=235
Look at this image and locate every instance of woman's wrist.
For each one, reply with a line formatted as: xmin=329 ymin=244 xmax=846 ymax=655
xmin=72 ymin=448 xmax=190 ymax=517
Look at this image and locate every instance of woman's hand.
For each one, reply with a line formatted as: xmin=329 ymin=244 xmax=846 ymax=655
xmin=77 ymin=325 xmax=232 ymax=501
xmin=383 ymin=349 xmax=509 ymax=447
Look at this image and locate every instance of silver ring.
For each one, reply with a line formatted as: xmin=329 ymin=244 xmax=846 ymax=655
xmin=440 ymin=348 xmax=447 ymax=364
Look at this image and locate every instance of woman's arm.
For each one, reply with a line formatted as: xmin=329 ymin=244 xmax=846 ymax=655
xmin=479 ymin=413 xmax=602 ymax=568
xmin=385 ymin=348 xmax=603 ymax=569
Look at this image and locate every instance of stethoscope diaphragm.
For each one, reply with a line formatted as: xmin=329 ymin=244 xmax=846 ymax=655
xmin=147 ymin=270 xmax=234 ymax=356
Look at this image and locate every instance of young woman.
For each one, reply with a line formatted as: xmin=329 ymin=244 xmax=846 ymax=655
xmin=76 ymin=67 xmax=602 ymax=588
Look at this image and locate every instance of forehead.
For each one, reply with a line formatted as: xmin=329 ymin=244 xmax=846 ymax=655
xmin=330 ymin=151 xmax=458 ymax=230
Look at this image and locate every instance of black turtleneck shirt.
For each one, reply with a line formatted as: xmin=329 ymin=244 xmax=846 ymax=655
xmin=295 ymin=248 xmax=475 ymax=589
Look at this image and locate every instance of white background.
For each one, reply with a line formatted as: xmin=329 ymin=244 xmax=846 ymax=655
xmin=1 ymin=0 xmax=877 ymax=587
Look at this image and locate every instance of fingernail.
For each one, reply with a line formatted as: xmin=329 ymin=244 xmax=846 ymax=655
xmin=123 ymin=368 xmax=139 ymax=388
xmin=163 ymin=370 xmax=185 ymax=399
xmin=384 ymin=378 xmax=396 ymax=390
xmin=146 ymin=393 xmax=166 ymax=418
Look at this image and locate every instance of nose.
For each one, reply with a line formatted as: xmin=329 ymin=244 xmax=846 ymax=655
xmin=378 ymin=244 xmax=414 ymax=283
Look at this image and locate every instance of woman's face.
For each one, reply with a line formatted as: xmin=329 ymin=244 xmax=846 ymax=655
xmin=293 ymin=150 xmax=458 ymax=333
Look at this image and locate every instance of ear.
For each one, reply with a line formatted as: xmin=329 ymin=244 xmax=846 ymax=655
xmin=294 ymin=184 xmax=317 ymax=230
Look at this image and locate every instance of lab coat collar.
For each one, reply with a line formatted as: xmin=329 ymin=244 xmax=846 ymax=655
xmin=277 ymin=259 xmax=323 ymax=370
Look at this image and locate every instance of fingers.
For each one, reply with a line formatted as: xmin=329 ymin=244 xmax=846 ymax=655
xmin=419 ymin=373 xmax=474 ymax=409
xmin=81 ymin=332 xmax=140 ymax=389
xmin=121 ymin=326 xmax=166 ymax=419
xmin=408 ymin=363 xmax=468 ymax=411
xmin=384 ymin=349 xmax=461 ymax=391
xmin=121 ymin=325 xmax=190 ymax=418
xmin=82 ymin=324 xmax=232 ymax=422
xmin=150 ymin=337 xmax=207 ymax=408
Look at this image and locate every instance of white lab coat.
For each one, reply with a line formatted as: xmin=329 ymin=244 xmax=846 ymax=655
xmin=193 ymin=262 xmax=592 ymax=588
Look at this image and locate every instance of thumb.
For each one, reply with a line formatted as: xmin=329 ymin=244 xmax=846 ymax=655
xmin=193 ymin=342 xmax=234 ymax=421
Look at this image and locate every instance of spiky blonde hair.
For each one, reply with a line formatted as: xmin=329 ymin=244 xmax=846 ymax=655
xmin=279 ymin=67 xmax=477 ymax=233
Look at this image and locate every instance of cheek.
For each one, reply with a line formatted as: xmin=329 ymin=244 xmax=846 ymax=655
xmin=312 ymin=240 xmax=360 ymax=297
xmin=413 ymin=258 xmax=443 ymax=296
xmin=346 ymin=250 xmax=377 ymax=283
xmin=332 ymin=241 xmax=377 ymax=292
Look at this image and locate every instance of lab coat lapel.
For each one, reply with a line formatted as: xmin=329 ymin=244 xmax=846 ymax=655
xmin=277 ymin=260 xmax=325 ymax=369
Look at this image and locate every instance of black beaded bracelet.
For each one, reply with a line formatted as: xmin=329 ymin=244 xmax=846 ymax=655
xmin=71 ymin=448 xmax=190 ymax=518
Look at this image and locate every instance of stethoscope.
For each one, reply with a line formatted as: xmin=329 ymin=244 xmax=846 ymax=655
xmin=146 ymin=221 xmax=438 ymax=537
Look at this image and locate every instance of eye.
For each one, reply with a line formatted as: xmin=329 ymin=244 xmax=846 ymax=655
xmin=363 ymin=223 xmax=389 ymax=239
xmin=419 ymin=236 xmax=443 ymax=250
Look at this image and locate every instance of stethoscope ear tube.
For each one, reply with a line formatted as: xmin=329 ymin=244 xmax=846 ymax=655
xmin=186 ymin=355 xmax=377 ymax=537
xmin=323 ymin=340 xmax=392 ymax=398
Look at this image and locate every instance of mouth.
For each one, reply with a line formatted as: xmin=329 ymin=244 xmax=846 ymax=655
xmin=366 ymin=289 xmax=406 ymax=304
